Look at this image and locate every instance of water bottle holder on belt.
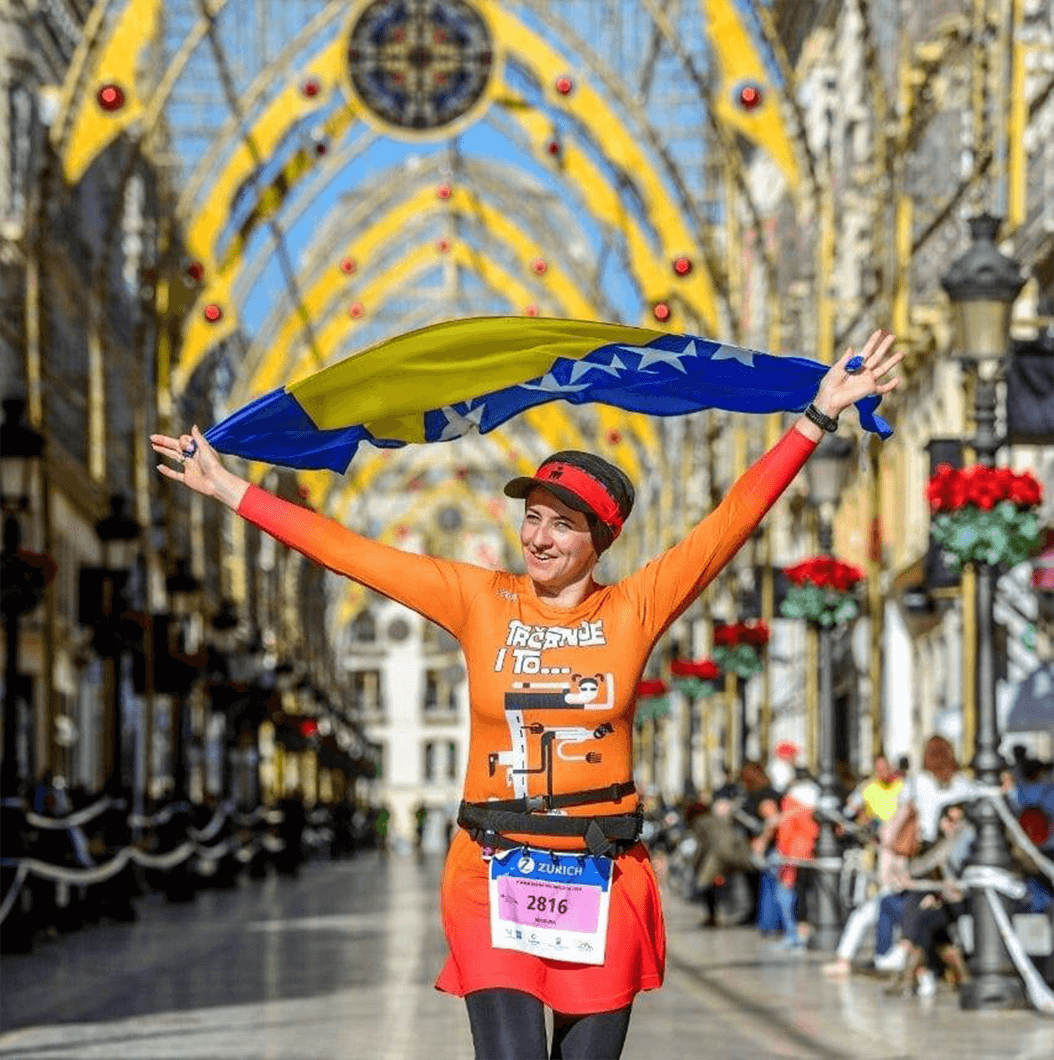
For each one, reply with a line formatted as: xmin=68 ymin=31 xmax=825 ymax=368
xmin=458 ymin=781 xmax=641 ymax=858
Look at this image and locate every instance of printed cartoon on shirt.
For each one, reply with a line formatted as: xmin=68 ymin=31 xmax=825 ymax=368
xmin=489 ymin=619 xmax=615 ymax=799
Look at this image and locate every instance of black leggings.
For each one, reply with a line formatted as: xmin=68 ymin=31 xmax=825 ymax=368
xmin=465 ymin=988 xmax=632 ymax=1060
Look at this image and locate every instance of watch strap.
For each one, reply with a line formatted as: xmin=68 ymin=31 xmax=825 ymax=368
xmin=805 ymin=403 xmax=840 ymax=433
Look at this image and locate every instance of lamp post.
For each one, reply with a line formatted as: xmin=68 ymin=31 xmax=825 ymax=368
xmin=803 ymin=432 xmax=853 ymax=950
xmin=95 ymin=494 xmax=142 ymax=794
xmin=210 ymin=598 xmax=240 ymax=801
xmin=165 ymin=559 xmax=201 ymax=801
xmin=940 ymin=213 xmax=1027 ymax=1010
xmin=0 ymin=399 xmax=45 ymax=797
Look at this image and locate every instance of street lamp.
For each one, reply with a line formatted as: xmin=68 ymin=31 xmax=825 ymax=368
xmin=165 ymin=559 xmax=201 ymax=801
xmin=804 ymin=432 xmax=853 ymax=950
xmin=940 ymin=213 xmax=1027 ymax=1010
xmin=0 ymin=398 xmax=45 ymax=796
xmin=95 ymin=494 xmax=142 ymax=793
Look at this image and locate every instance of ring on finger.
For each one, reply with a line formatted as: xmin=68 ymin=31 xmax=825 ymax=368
xmin=845 ymin=355 xmax=865 ymax=374
xmin=182 ymin=440 xmax=198 ymax=459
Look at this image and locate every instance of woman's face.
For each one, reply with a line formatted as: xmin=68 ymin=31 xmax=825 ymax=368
xmin=520 ymin=487 xmax=598 ymax=593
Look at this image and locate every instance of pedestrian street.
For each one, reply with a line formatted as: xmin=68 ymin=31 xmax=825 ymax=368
xmin=2 ymin=853 xmax=1051 ymax=1060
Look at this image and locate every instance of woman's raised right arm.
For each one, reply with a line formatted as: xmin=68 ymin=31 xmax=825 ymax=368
xmin=151 ymin=426 xmax=479 ymax=634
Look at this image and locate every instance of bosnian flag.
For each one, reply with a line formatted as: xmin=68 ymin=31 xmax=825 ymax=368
xmin=205 ymin=316 xmax=891 ymax=472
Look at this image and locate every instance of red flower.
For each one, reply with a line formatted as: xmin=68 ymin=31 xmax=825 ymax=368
xmin=671 ymin=658 xmax=721 ymax=681
xmin=713 ymin=623 xmax=736 ymax=647
xmin=739 ymin=622 xmax=765 ymax=645
xmin=782 ymin=556 xmax=863 ymax=591
xmin=635 ymin=679 xmax=668 ymax=698
xmin=927 ymin=464 xmax=1043 ymax=513
xmin=1009 ymin=472 xmax=1043 ymax=508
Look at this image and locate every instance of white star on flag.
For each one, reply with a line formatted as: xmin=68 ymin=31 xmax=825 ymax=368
xmin=614 ymin=343 xmax=693 ymax=373
xmin=438 ymin=402 xmax=486 ymax=440
xmin=518 ymin=372 xmax=590 ymax=394
xmin=567 ymin=353 xmax=628 ymax=384
xmin=710 ymin=344 xmax=756 ymax=368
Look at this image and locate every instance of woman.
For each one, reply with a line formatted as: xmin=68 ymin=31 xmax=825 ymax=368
xmin=909 ymin=735 xmax=973 ymax=846
xmin=152 ymin=329 xmax=900 ymax=1059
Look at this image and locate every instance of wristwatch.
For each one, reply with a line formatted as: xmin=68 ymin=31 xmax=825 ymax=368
xmin=804 ymin=402 xmax=839 ymax=433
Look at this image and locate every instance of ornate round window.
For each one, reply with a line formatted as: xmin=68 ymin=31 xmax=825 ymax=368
xmin=346 ymin=0 xmax=494 ymax=133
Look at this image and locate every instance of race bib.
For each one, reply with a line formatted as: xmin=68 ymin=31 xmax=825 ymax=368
xmin=488 ymin=847 xmax=613 ymax=965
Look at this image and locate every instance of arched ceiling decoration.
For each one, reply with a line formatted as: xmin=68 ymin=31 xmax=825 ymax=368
xmin=52 ymin=0 xmax=802 ymax=563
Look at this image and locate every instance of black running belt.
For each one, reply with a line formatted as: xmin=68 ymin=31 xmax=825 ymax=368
xmin=457 ymin=797 xmax=642 ymax=857
xmin=477 ymin=781 xmax=637 ymax=814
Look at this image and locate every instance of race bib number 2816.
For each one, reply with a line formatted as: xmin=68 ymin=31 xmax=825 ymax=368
xmin=488 ymin=847 xmax=613 ymax=965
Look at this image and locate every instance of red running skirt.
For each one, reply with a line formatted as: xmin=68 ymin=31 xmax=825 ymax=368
xmin=434 ymin=830 xmax=665 ymax=1014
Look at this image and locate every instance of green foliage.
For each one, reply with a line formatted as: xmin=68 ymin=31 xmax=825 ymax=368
xmin=634 ymin=696 xmax=671 ymax=723
xmin=779 ymin=582 xmax=859 ymax=627
xmin=671 ymin=676 xmax=720 ymax=699
xmin=931 ymin=506 xmax=1044 ymax=570
xmin=713 ymin=643 xmax=762 ymax=679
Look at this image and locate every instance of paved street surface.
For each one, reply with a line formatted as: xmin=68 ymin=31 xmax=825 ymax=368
xmin=2 ymin=852 xmax=1052 ymax=1059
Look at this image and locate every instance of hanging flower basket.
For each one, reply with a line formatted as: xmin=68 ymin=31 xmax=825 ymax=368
xmin=670 ymin=658 xmax=722 ymax=699
xmin=927 ymin=464 xmax=1044 ymax=569
xmin=634 ymin=678 xmax=670 ymax=722
xmin=712 ymin=621 xmax=769 ymax=679
xmin=780 ymin=555 xmax=865 ymax=627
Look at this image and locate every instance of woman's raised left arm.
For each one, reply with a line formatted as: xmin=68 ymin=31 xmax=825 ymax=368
xmin=624 ymin=329 xmax=902 ymax=639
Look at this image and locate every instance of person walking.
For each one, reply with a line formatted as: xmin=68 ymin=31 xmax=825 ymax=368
xmin=152 ymin=330 xmax=901 ymax=1059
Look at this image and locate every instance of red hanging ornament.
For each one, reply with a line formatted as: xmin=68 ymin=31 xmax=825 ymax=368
xmin=531 ymin=258 xmax=548 ymax=275
xmin=348 ymin=301 xmax=364 ymax=319
xmin=606 ymin=429 xmax=622 ymax=445
xmin=96 ymin=83 xmax=125 ymax=112
xmin=186 ymin=261 xmax=205 ymax=282
xmin=302 ymin=79 xmax=320 ymax=98
xmin=437 ymin=238 xmax=451 ymax=253
xmin=339 ymin=257 xmax=357 ymax=275
xmin=315 ymin=140 xmax=327 ymax=156
xmin=524 ymin=304 xmax=539 ymax=317
xmin=437 ymin=183 xmax=452 ymax=200
xmin=555 ymin=76 xmax=574 ymax=96
xmin=547 ymin=140 xmax=561 ymax=156
xmin=652 ymin=301 xmax=671 ymax=322
xmin=738 ymin=84 xmax=763 ymax=111
xmin=672 ymin=256 xmax=693 ymax=276
xmin=203 ymin=303 xmax=223 ymax=323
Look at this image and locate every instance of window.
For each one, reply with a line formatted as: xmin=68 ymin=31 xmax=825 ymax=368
xmin=423 ymin=668 xmax=457 ymax=714
xmin=423 ymin=740 xmax=458 ymax=782
xmin=369 ymin=741 xmax=385 ymax=780
xmin=351 ymin=610 xmax=376 ymax=643
xmin=350 ymin=669 xmax=383 ymax=716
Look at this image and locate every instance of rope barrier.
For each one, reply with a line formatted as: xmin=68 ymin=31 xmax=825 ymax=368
xmin=188 ymin=801 xmax=235 ymax=843
xmin=0 ymin=805 xmax=291 ymax=924
xmin=0 ymin=863 xmax=30 ymax=923
xmin=127 ymin=802 xmax=193 ymax=829
xmin=982 ymin=886 xmax=1054 ymax=1015
xmin=24 ymin=797 xmax=126 ymax=830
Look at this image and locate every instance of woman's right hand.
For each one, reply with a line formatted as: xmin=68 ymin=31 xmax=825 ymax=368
xmin=150 ymin=425 xmax=250 ymax=510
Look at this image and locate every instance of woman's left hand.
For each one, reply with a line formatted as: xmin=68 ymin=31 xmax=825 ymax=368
xmin=813 ymin=329 xmax=903 ymax=419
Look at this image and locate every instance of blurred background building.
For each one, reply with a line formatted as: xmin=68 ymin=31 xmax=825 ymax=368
xmin=1 ymin=0 xmax=1052 ymax=844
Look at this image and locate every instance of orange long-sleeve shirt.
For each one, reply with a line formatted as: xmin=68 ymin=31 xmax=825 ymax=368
xmin=238 ymin=427 xmax=817 ymax=821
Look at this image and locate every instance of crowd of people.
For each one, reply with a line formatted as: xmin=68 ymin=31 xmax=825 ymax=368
xmin=647 ymin=735 xmax=1054 ymax=1001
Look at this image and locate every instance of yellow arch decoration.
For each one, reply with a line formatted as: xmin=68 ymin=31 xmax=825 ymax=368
xmin=233 ymin=187 xmax=595 ymax=403
xmin=171 ymin=7 xmax=723 ymax=393
xmin=701 ymin=0 xmax=800 ymax=185
xmin=56 ymin=0 xmax=162 ymax=183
